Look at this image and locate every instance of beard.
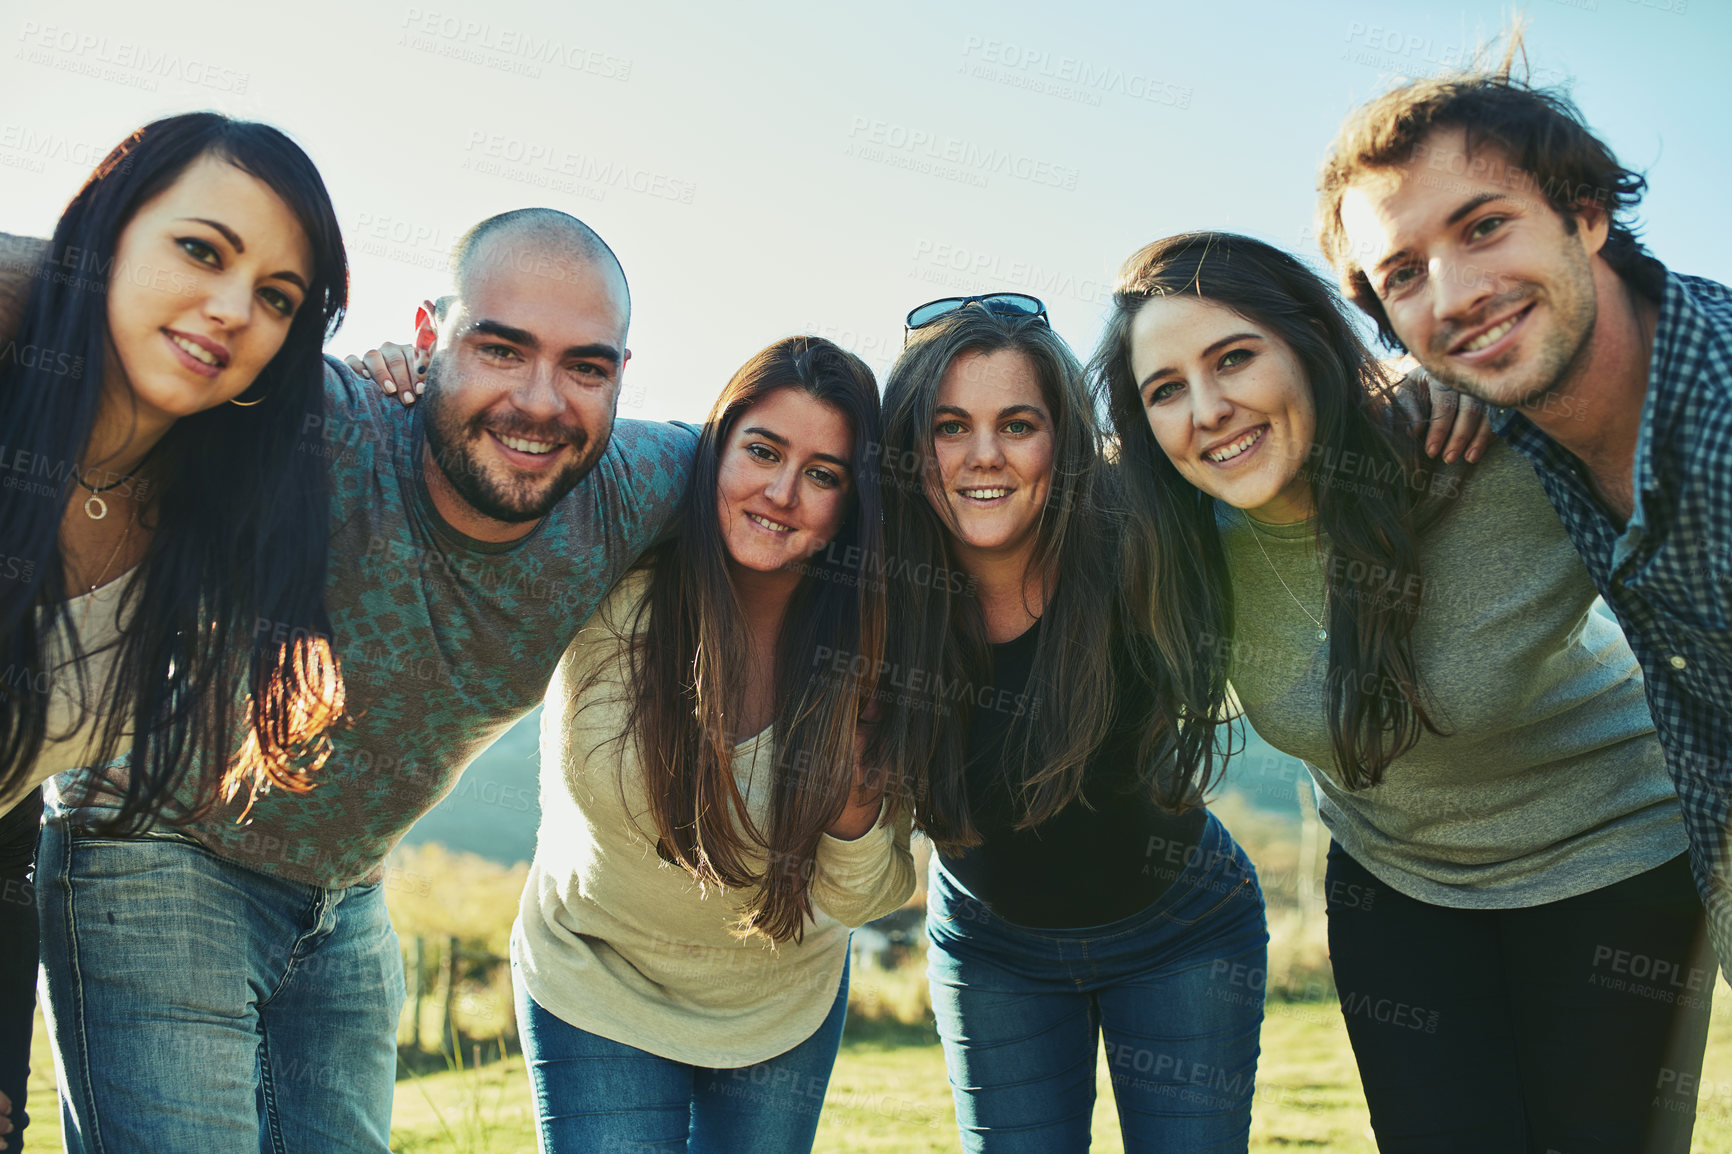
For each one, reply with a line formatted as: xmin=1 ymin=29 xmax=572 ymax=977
xmin=1419 ymin=241 xmax=1599 ymax=412
xmin=419 ymin=356 xmax=608 ymax=524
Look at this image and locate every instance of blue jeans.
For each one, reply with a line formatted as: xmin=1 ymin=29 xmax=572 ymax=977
xmin=36 ymin=818 xmax=405 ymax=1154
xmin=513 ymin=956 xmax=849 ymax=1153
xmin=926 ymin=811 xmax=1268 ymax=1153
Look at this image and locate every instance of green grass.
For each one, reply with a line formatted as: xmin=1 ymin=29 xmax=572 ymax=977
xmin=24 ymin=994 xmax=1732 ymax=1151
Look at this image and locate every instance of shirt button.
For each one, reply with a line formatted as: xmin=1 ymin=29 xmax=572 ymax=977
xmin=1668 ymin=654 xmax=1689 ymax=670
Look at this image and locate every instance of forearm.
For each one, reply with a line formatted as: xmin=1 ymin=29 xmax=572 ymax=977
xmin=810 ymin=807 xmax=916 ymax=928
xmin=0 ymin=233 xmax=49 ymax=343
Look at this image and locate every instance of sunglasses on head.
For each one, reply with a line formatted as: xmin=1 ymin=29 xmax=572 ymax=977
xmin=903 ymin=293 xmax=1049 ymax=344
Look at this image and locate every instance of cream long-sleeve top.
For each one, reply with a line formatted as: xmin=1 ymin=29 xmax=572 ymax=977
xmin=512 ymin=572 xmax=916 ymax=1068
xmin=1 ymin=568 xmax=137 ymax=815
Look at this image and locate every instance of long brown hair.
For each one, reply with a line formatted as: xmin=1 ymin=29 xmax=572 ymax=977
xmin=1090 ymin=232 xmax=1462 ymax=791
xmin=618 ymin=336 xmax=889 ymax=943
xmin=874 ymin=308 xmax=1183 ymax=851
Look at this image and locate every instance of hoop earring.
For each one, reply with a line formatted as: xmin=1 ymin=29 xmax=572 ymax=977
xmin=228 ymin=393 xmax=267 ymax=407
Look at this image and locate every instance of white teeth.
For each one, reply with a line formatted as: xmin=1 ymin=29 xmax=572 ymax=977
xmin=747 ymin=512 xmax=793 ymax=532
xmin=1463 ymin=315 xmax=1518 ymax=352
xmin=170 ymin=334 xmax=220 ymax=366
xmin=960 ymin=488 xmax=1010 ymax=499
xmin=497 ymin=434 xmax=558 ymax=454
xmin=1207 ymin=428 xmax=1263 ymax=463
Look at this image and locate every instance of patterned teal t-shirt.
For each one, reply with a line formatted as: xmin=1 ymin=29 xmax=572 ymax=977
xmin=90 ymin=357 xmax=694 ymax=887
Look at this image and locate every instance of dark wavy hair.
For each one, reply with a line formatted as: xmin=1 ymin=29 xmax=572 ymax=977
xmin=875 ymin=307 xmax=1188 ymax=851
xmin=0 ymin=112 xmax=348 ymax=828
xmin=615 ymin=335 xmax=892 ymax=943
xmin=1316 ymin=27 xmax=1664 ymax=347
xmin=1090 ymin=232 xmax=1462 ymax=791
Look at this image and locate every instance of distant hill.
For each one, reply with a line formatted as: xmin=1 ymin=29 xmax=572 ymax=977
xmin=398 ymin=707 xmax=543 ymax=866
xmin=400 ymin=708 xmax=1317 ymax=867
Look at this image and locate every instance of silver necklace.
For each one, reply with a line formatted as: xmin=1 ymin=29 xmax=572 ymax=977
xmin=1244 ymin=515 xmax=1328 ymax=644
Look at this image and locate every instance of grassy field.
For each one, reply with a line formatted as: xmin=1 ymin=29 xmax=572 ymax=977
xmin=23 ymin=991 xmax=1732 ymax=1152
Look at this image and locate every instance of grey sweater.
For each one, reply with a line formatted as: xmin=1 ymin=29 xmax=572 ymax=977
xmin=1220 ymin=439 xmax=1686 ymax=908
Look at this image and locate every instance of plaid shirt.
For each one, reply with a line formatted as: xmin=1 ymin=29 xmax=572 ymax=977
xmin=1493 ymin=268 xmax=1732 ymax=969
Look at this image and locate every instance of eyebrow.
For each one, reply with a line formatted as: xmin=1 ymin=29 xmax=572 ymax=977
xmin=1137 ymin=332 xmax=1262 ymax=391
xmin=1447 ymin=191 xmax=1506 ymax=227
xmin=741 ymin=425 xmax=852 ymax=470
xmin=934 ymin=403 xmax=1048 ymax=421
xmin=462 ymin=319 xmax=621 ymax=366
xmin=1371 ymin=192 xmax=1511 ymax=277
xmin=176 ymin=217 xmax=310 ymax=293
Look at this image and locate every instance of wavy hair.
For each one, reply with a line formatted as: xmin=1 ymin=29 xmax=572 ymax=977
xmin=1090 ymin=232 xmax=1461 ymax=791
xmin=617 ymin=335 xmax=891 ymax=943
xmin=0 ymin=112 xmax=347 ymax=828
xmin=1316 ymin=25 xmax=1664 ymax=346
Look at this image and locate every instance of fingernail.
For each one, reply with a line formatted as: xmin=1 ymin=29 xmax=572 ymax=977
xmin=1466 ymin=447 xmax=1480 ymax=463
xmin=1444 ymin=450 xmax=1459 ymax=464
xmin=384 ymin=383 xmax=396 ymax=393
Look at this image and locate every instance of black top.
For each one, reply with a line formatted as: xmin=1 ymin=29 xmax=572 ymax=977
xmin=938 ymin=619 xmax=1206 ymax=928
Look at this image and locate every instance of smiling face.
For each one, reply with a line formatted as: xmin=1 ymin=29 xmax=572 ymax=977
xmin=418 ymin=238 xmax=629 ymax=528
xmin=104 ymin=153 xmax=312 ymax=425
xmin=1129 ymin=295 xmax=1317 ymax=523
xmin=1337 ymin=127 xmax=1604 ymax=409
xmin=925 ymin=348 xmax=1055 ymax=564
xmin=715 ymin=387 xmax=855 ymax=574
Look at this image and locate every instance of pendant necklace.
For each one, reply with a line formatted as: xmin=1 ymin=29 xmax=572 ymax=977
xmin=1245 ymin=515 xmax=1329 ymax=644
xmin=71 ymin=444 xmax=154 ymax=521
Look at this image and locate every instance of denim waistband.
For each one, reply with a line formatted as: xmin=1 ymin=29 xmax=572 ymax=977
xmin=930 ymin=808 xmax=1255 ymax=943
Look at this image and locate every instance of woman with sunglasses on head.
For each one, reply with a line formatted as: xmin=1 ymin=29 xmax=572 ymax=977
xmin=0 ymin=113 xmax=346 ymax=1151
xmin=500 ymin=335 xmax=914 ymax=1152
xmin=872 ymin=294 xmax=1267 ymax=1153
xmin=1091 ymin=232 xmax=1709 ymax=1152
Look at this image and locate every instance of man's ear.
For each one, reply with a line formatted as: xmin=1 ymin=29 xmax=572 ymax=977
xmin=1573 ymin=199 xmax=1611 ymax=258
xmin=414 ymin=298 xmax=439 ymax=357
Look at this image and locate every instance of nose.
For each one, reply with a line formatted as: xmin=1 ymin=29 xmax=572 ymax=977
xmin=763 ymin=461 xmax=799 ymax=508
xmin=203 ymin=271 xmax=254 ymax=330
xmin=963 ymin=428 xmax=1005 ymax=470
xmin=509 ymin=359 xmax=569 ymax=422
xmin=1189 ymin=376 xmax=1233 ymax=432
xmin=1429 ymin=250 xmax=1497 ymax=332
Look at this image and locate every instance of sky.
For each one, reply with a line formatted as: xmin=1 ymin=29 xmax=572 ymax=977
xmin=2 ymin=0 xmax=1726 ymax=422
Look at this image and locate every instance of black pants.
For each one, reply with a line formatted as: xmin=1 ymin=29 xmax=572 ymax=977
xmin=0 ymin=789 xmax=41 ymax=1152
xmin=1325 ymin=842 xmax=1714 ymax=1154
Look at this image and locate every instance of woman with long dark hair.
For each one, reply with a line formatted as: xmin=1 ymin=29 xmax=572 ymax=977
xmin=874 ymin=297 xmax=1266 ymax=1152
xmin=1092 ymin=231 xmax=1710 ymax=1151
xmin=0 ymin=112 xmax=347 ymax=1150
xmin=510 ymin=335 xmax=915 ymax=1152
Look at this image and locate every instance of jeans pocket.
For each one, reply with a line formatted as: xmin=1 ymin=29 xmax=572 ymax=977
xmin=1159 ymin=855 xmax=1259 ymax=929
